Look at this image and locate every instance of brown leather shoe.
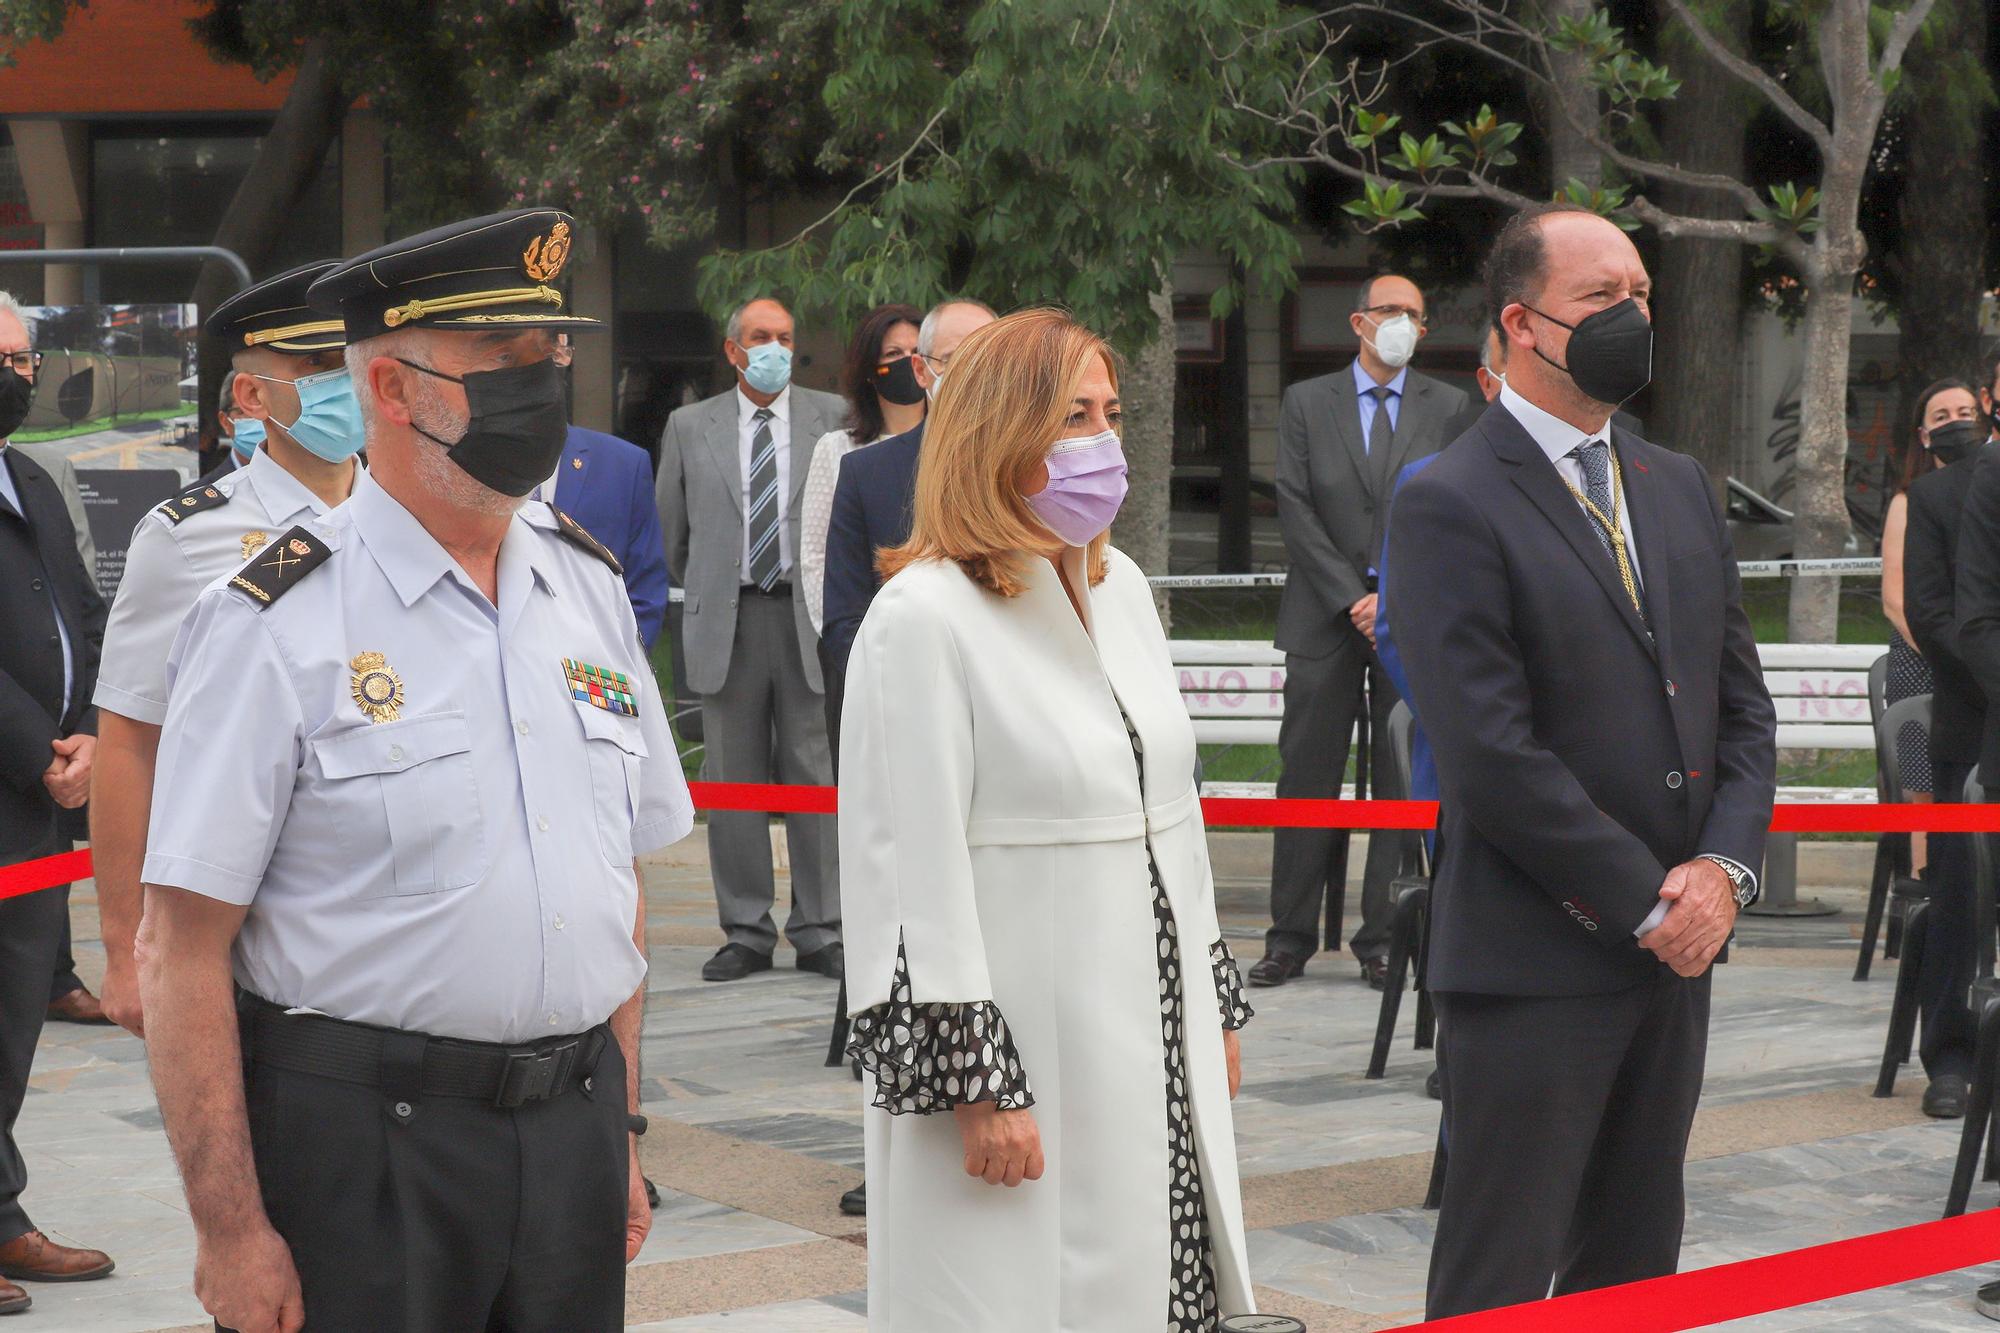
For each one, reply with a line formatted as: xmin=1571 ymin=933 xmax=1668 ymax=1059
xmin=46 ymin=987 xmax=113 ymax=1026
xmin=0 ymin=1275 xmax=26 ymax=1314
xmin=0 ymin=1230 xmax=114 ymax=1282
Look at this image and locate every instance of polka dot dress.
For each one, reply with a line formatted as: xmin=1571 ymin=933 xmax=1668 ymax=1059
xmin=848 ymin=942 xmax=1035 ymax=1115
xmin=1886 ymin=630 xmax=1933 ymax=795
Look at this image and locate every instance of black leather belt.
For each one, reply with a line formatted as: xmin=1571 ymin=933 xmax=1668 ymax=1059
xmin=741 ymin=581 xmax=792 ymax=596
xmin=238 ymin=994 xmax=605 ymax=1109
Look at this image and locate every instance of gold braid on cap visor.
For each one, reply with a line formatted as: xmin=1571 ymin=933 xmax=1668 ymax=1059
xmin=241 ymin=319 xmax=347 ymax=347
xmin=382 ymin=285 xmax=563 ymax=328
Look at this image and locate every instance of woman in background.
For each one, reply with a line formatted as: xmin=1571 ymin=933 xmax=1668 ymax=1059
xmin=800 ymin=302 xmax=927 ymax=636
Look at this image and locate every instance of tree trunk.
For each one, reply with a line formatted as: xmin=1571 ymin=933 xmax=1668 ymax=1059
xmin=1113 ymin=281 xmax=1178 ymax=627
xmin=1648 ymin=0 xmax=1751 ymax=492
xmin=1536 ymin=0 xmax=1602 ymax=191
xmin=1888 ymin=0 xmax=1990 ymax=516
xmin=191 ymin=36 xmax=354 ymax=449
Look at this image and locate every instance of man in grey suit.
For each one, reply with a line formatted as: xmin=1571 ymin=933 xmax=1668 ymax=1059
xmin=656 ymin=297 xmax=846 ymax=982
xmin=1253 ymin=274 xmax=1474 ymax=990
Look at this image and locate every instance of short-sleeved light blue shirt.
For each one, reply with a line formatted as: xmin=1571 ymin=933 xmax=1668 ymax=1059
xmin=142 ymin=468 xmax=694 ymax=1043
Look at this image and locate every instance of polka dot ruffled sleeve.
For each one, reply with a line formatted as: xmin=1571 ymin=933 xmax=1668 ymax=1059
xmin=1210 ymin=940 xmax=1254 ymax=1031
xmin=847 ymin=940 xmax=1035 ymax=1116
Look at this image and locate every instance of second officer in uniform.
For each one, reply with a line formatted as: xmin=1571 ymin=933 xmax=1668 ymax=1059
xmin=136 ymin=209 xmax=694 ymax=1333
xmin=91 ymin=260 xmax=363 ymax=1036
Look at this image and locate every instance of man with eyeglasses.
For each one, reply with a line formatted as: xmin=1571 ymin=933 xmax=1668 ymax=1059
xmin=88 ymin=262 xmax=364 ymax=1041
xmin=1254 ymin=274 xmax=1473 ymax=993
xmin=0 ymin=290 xmax=114 ymax=1312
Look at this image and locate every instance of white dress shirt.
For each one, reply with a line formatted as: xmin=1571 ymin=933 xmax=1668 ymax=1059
xmin=1353 ymin=360 xmax=1408 ymax=449
xmin=1496 ymin=385 xmax=1753 ymax=929
xmin=738 ymin=385 xmax=793 ymax=581
xmin=0 ymin=444 xmax=75 ymax=716
xmin=95 ymin=449 xmax=341 ymax=725
xmin=143 ymin=468 xmax=695 ymax=1043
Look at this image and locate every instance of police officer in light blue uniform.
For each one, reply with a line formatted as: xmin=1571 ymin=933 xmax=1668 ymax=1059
xmin=90 ymin=260 xmax=363 ymax=1038
xmin=137 ymin=208 xmax=693 ymax=1333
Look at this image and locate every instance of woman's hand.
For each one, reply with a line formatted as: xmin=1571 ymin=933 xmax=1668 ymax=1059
xmin=1223 ymin=1029 xmax=1242 ymax=1100
xmin=953 ymin=1102 xmax=1044 ymax=1187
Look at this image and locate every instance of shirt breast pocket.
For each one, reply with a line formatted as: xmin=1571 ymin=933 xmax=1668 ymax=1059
xmin=313 ymin=712 xmax=489 ymax=897
xmin=573 ymin=701 xmax=648 ymax=869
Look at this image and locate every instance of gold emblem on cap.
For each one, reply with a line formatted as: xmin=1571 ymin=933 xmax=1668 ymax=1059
xmin=523 ymin=220 xmax=572 ymax=282
xmin=240 ymin=530 xmax=269 ymax=560
xmin=349 ymin=651 xmax=405 ymax=724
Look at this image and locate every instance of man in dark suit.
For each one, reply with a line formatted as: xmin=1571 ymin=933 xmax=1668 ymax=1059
xmin=539 ymin=422 xmax=671 ymax=650
xmin=1257 ymin=275 xmax=1474 ymax=990
xmin=0 ymin=295 xmax=115 ymax=1310
xmin=1902 ymin=429 xmax=1991 ymax=1115
xmin=1386 ymin=205 xmax=1775 ymax=1318
xmin=820 ymin=299 xmax=994 ymax=710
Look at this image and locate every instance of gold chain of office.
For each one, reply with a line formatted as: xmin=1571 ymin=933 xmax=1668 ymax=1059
xmin=1561 ymin=444 xmax=1643 ymax=617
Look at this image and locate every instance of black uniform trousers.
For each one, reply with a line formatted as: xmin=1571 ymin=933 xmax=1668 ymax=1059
xmin=1919 ymin=760 xmax=1981 ymax=1080
xmin=0 ymin=832 xmax=65 ymax=1247
xmin=1268 ymin=633 xmax=1406 ymax=961
xmin=1427 ymin=970 xmax=1709 ymax=1320
xmin=236 ymin=1027 xmax=629 ymax=1331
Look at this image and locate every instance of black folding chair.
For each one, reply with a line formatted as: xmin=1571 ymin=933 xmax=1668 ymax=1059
xmin=1872 ymin=695 xmax=1935 ymax=1095
xmin=1946 ymin=772 xmax=1999 ymax=1215
xmin=1367 ymin=701 xmax=1434 ymax=1080
xmin=1855 ymin=657 xmax=1926 ymax=978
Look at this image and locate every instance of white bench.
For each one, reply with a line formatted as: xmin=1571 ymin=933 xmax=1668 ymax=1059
xmin=1172 ymin=640 xmax=1885 ymax=751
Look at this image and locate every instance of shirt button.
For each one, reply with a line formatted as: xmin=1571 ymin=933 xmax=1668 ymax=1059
xmin=548 ymin=1013 xmax=559 ymax=1026
xmin=553 ymin=915 xmax=565 ymax=931
xmin=537 ymin=815 xmax=550 ymax=832
xmin=387 ymin=745 xmax=404 ymax=764
xmin=1666 ymin=771 xmax=1684 ymax=790
xmin=517 ymin=720 xmax=531 ymax=736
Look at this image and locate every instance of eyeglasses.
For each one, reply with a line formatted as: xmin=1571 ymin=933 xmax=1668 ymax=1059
xmin=1359 ymin=305 xmax=1426 ymax=326
xmin=1 ymin=350 xmax=43 ymax=375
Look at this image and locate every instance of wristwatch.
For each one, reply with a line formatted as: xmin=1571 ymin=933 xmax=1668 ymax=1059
xmin=1701 ymin=855 xmax=1758 ymax=909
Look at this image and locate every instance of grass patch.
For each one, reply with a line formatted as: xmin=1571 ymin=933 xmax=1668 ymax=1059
xmin=13 ymin=405 xmax=191 ymax=443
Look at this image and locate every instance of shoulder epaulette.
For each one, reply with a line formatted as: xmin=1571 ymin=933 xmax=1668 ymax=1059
xmin=227 ymin=524 xmax=332 ymax=608
xmin=551 ymin=507 xmax=623 ymax=576
xmin=154 ymin=479 xmax=231 ymax=526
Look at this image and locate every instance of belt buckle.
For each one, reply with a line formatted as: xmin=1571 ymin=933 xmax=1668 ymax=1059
xmin=494 ymin=1038 xmax=580 ymax=1108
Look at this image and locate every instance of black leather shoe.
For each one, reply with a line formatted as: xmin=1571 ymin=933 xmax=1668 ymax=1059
xmin=702 ymin=944 xmax=774 ymax=982
xmin=839 ymin=1183 xmax=867 ymax=1216
xmin=1248 ymin=952 xmax=1306 ymax=988
xmin=1361 ymin=956 xmax=1389 ymax=991
xmin=1924 ymin=1074 xmax=1969 ymax=1119
xmin=796 ymin=943 xmax=845 ymax=979
xmin=1425 ymin=1067 xmax=1442 ymax=1101
xmin=1976 ymin=1277 xmax=2000 ymax=1321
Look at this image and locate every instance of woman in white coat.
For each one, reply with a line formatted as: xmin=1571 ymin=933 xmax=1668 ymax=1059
xmin=841 ymin=309 xmax=1256 ymax=1330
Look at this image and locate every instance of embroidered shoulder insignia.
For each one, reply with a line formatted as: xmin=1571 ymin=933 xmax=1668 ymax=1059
xmin=551 ymin=507 xmax=623 ymax=576
xmin=227 ymin=525 xmax=331 ymax=608
xmin=154 ymin=480 xmax=231 ymax=526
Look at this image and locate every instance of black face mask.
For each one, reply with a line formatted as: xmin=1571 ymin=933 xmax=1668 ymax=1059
xmin=398 ymin=356 xmax=568 ymax=498
xmin=1525 ymin=298 xmax=1653 ymax=406
xmin=0 ymin=366 xmax=34 ymax=440
xmin=1926 ymin=419 xmax=1983 ymax=465
xmin=873 ymin=355 xmax=927 ymax=407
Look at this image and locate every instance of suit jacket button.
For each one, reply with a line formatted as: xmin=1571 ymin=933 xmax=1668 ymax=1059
xmin=1667 ymin=771 xmax=1684 ymax=790
xmin=1665 ymin=679 xmax=1677 ymax=697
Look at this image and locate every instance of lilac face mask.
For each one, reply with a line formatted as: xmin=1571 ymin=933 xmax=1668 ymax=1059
xmin=1024 ymin=429 xmax=1128 ymax=546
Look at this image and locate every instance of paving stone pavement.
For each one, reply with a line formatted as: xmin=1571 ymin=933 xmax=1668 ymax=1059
xmin=12 ymin=837 xmax=2000 ymax=1331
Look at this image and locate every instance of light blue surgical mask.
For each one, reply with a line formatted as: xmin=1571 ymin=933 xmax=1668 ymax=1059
xmin=228 ymin=416 xmax=265 ymax=460
xmin=249 ymin=367 xmax=365 ymax=463
xmin=740 ymin=343 xmax=793 ymax=395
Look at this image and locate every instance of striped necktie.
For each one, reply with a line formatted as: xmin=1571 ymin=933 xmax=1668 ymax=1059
xmin=746 ymin=407 xmax=782 ymax=590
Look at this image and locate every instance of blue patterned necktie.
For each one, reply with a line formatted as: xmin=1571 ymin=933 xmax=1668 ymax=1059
xmin=746 ymin=408 xmax=781 ymax=590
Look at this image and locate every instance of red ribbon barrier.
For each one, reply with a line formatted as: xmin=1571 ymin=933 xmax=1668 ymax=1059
xmin=1413 ymin=1208 xmax=2000 ymax=1331
xmin=8 ymin=789 xmax=2000 ymax=904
